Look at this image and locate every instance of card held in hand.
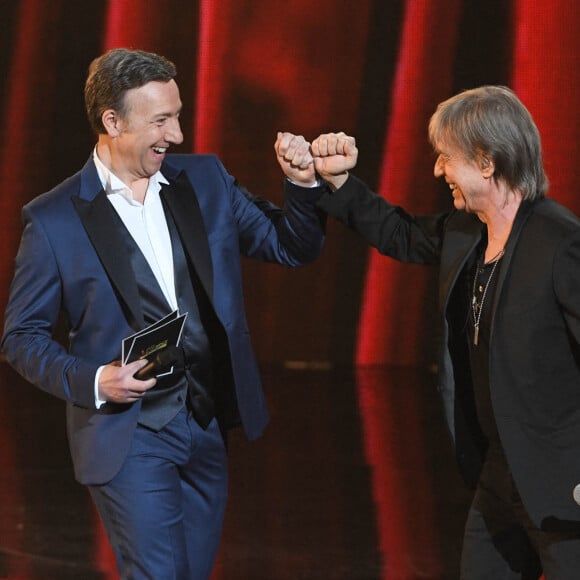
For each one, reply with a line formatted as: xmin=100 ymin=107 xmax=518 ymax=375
xmin=122 ymin=310 xmax=187 ymax=378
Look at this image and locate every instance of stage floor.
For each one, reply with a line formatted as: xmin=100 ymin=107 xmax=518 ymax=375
xmin=0 ymin=363 xmax=472 ymax=579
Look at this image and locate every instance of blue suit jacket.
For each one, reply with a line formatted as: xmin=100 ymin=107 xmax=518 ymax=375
xmin=2 ymin=154 xmax=325 ymax=485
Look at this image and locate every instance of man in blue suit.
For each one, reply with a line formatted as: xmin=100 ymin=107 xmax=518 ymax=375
xmin=1 ymin=48 xmax=325 ymax=579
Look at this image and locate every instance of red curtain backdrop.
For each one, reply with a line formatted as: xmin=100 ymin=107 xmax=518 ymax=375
xmin=3 ymin=1 xmax=578 ymax=369
xmin=1 ymin=1 xmax=579 ymax=578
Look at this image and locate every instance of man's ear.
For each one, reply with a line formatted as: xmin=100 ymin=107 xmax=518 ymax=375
xmin=101 ymin=109 xmax=123 ymax=137
xmin=479 ymin=154 xmax=495 ymax=178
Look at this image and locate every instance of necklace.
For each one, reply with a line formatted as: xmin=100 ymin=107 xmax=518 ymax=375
xmin=471 ymin=248 xmax=504 ymax=346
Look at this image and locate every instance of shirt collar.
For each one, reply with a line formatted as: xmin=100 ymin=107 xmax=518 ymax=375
xmin=92 ymin=148 xmax=169 ymax=203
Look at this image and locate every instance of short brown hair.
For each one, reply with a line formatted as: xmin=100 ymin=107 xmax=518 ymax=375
xmin=84 ymin=48 xmax=177 ymax=135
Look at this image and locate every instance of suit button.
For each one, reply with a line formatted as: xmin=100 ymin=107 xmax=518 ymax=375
xmin=573 ymin=484 xmax=580 ymax=506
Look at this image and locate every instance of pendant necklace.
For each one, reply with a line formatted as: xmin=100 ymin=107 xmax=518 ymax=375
xmin=471 ymin=248 xmax=504 ymax=346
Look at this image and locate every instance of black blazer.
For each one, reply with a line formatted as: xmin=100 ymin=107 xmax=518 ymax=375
xmin=318 ymin=174 xmax=580 ymax=529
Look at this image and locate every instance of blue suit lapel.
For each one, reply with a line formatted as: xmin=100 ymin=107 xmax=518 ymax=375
xmin=72 ymin=158 xmax=145 ymax=330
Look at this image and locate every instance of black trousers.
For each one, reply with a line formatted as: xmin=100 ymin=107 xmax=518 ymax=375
xmin=460 ymin=448 xmax=580 ymax=580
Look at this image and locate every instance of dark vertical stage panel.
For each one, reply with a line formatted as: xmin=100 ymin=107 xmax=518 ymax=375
xmin=0 ymin=374 xmax=27 ymax=578
xmin=451 ymin=0 xmax=513 ymax=91
xmin=0 ymin=3 xmax=19 ymax=116
xmin=46 ymin=3 xmax=106 ymax=186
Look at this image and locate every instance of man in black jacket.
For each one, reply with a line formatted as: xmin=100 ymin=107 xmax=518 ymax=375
xmin=312 ymin=86 xmax=580 ymax=579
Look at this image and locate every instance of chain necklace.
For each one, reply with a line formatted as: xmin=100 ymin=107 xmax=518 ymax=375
xmin=471 ymin=248 xmax=504 ymax=346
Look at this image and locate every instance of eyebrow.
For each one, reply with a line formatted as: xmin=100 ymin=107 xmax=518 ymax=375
xmin=152 ymin=107 xmax=182 ymax=120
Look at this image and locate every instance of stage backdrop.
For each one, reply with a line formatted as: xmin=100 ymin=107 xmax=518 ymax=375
xmin=1 ymin=0 xmax=579 ymax=368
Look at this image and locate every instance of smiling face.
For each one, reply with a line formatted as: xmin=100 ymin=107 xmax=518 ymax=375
xmin=433 ymin=141 xmax=492 ymax=214
xmin=104 ymin=79 xmax=183 ymax=186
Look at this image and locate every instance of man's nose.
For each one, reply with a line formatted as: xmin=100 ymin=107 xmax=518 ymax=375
xmin=434 ymin=155 xmax=444 ymax=177
xmin=167 ymin=118 xmax=184 ymax=145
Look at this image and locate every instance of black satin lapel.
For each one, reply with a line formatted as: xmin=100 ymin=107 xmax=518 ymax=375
xmin=491 ymin=199 xmax=534 ymax=313
xmin=439 ymin=213 xmax=483 ymax=312
xmin=72 ymin=191 xmax=144 ymax=329
xmin=160 ymin=174 xmax=214 ymax=299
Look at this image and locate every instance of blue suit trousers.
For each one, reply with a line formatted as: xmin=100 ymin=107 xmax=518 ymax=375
xmin=89 ymin=408 xmax=228 ymax=579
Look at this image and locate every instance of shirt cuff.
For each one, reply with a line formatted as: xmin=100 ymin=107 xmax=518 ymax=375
xmin=286 ymin=177 xmax=322 ymax=188
xmin=94 ymin=365 xmax=107 ymax=409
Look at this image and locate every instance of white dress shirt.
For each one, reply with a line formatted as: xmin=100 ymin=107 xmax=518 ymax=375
xmin=92 ymin=150 xmax=178 ymax=405
xmin=93 ymin=151 xmax=177 ymax=310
